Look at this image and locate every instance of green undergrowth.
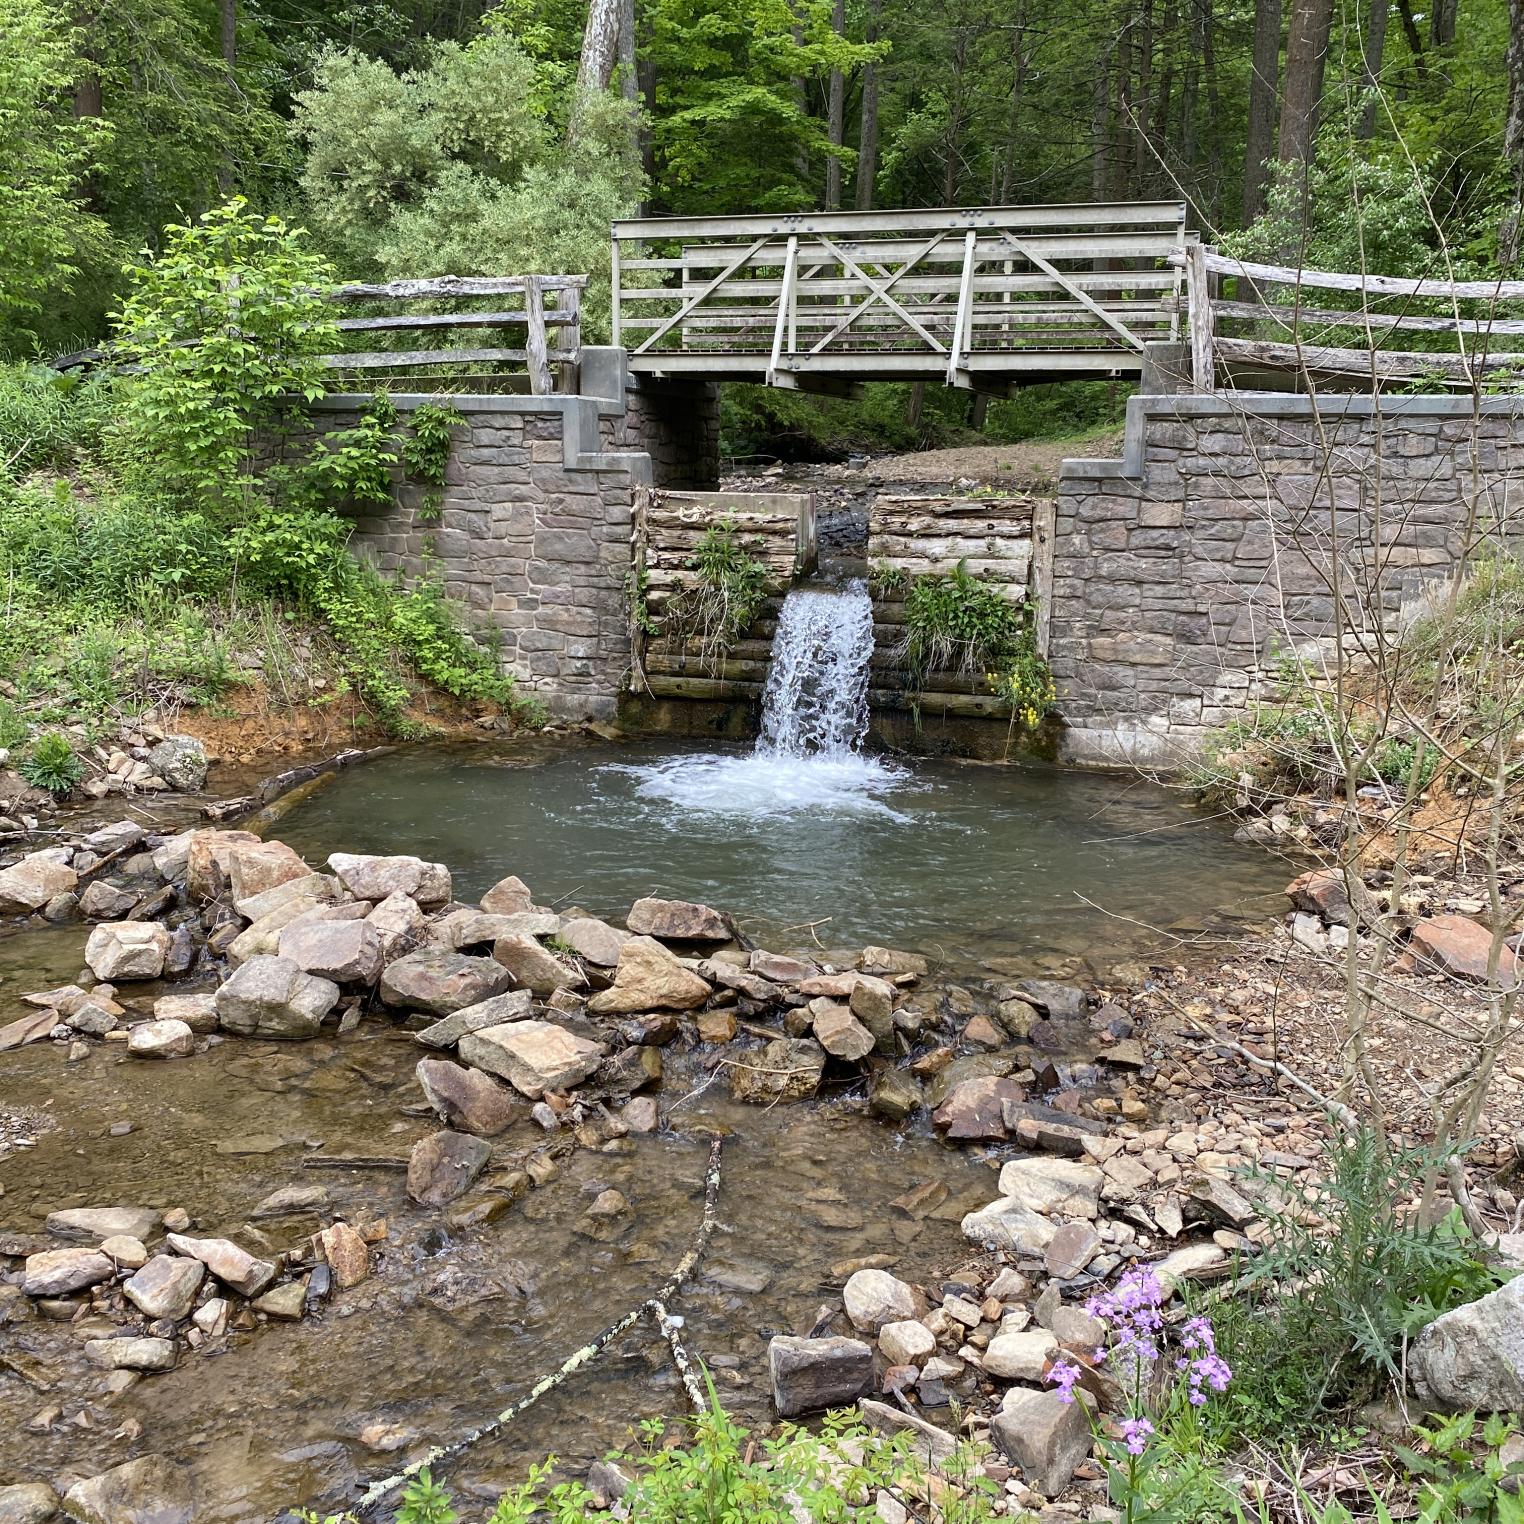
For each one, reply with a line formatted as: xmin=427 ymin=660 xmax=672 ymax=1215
xmin=0 ymin=206 xmax=528 ymax=782
xmin=655 ymin=517 xmax=771 ymax=664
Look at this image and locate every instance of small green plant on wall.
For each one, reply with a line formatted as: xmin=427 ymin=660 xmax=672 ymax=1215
xmin=893 ymin=560 xmax=1056 ymax=727
xmin=403 ymin=401 xmax=466 ymax=522
xmin=664 ymin=517 xmax=769 ymax=666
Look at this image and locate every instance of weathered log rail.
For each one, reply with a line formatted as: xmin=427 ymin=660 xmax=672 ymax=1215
xmin=55 ymin=273 xmax=585 ymax=395
xmin=1178 ymin=246 xmax=1524 ymax=391
xmin=612 ymin=202 xmax=1192 ymax=392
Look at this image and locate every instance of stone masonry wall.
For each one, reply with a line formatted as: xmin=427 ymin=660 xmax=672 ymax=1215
xmin=1051 ymin=394 xmax=1524 ymax=767
xmin=313 ymin=383 xmax=650 ymax=722
xmin=601 ymin=377 xmax=722 ymax=490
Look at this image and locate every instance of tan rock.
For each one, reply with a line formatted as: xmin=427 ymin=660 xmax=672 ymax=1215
xmin=315 ymin=1222 xmax=369 ymax=1288
xmin=586 ymin=937 xmax=711 ymax=1014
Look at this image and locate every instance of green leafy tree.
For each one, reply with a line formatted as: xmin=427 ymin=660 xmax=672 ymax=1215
xmin=111 ymin=198 xmax=337 ymax=505
xmin=0 ymin=0 xmax=110 ymax=348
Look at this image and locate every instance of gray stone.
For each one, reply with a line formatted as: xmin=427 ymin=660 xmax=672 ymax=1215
xmin=450 ymin=911 xmax=559 ymax=948
xmin=127 ymin=1019 xmax=194 ymax=1060
xmin=252 ymin=1281 xmax=307 ymax=1320
xmin=0 ymin=855 xmax=78 ymax=913
xmin=869 ymin=1067 xmax=922 ymax=1122
xmin=233 ymin=871 xmax=343 ymax=923
xmin=480 ymin=875 xmax=536 ymax=915
xmin=492 ymin=933 xmax=581 ymax=997
xmin=164 ymin=1233 xmax=276 ymax=1297
xmin=123 ymin=1256 xmax=204 ymax=1319
xmin=416 ymin=1058 xmax=525 ymax=1136
xmin=329 ymin=852 xmax=451 ymax=908
xmin=84 ymin=922 xmax=170 ymax=982
xmin=47 ymin=1206 xmax=160 ymax=1242
xmin=380 ymin=949 xmax=512 ymax=1015
xmin=78 ymin=881 xmax=138 ymax=921
xmin=1411 ymin=1274 xmax=1524 ymax=1413
xmin=983 ymin=1329 xmax=1058 ymax=1381
xmin=626 ymin=896 xmax=731 ymax=941
xmin=413 ymin=989 xmax=534 ymax=1049
xmin=879 ymin=1320 xmax=935 ymax=1366
xmin=23 ymin=1248 xmax=114 ymax=1296
xmin=990 ymin=1388 xmax=1092 ymax=1496
xmin=557 ymin=915 xmax=630 ymax=967
xmin=811 ymin=1000 xmax=874 ymax=1060
xmin=729 ymin=1038 xmax=825 ymax=1103
xmin=997 ymin=1158 xmax=1103 ymax=1220
xmin=84 ymin=1336 xmax=177 ymax=1372
xmin=458 ymin=1020 xmax=605 ymax=1099
xmin=0 ymin=1482 xmax=58 ymax=1524
xmin=277 ymin=919 xmax=384 ymax=984
xmin=843 ymin=1268 xmax=917 ymax=1332
xmin=768 ymin=1335 xmax=873 ymax=1416
xmin=146 ymin=736 xmax=208 ymax=791
xmin=62 ymin=1457 xmax=192 ymax=1524
xmin=857 ymin=1400 xmax=958 ymax=1464
xmin=215 ymin=955 xmax=339 ymax=1039
xmin=961 ymin=1197 xmax=1058 ymax=1255
xmin=366 ymin=890 xmax=427 ymax=954
xmin=407 ymin=1129 xmax=492 ymax=1206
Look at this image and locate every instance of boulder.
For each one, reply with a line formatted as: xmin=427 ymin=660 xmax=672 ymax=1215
xmin=380 ymin=949 xmax=512 ymax=1015
xmin=62 ymin=1457 xmax=192 ymax=1524
xmin=416 ymin=1058 xmax=526 ymax=1136
xmin=768 ymin=1335 xmax=873 ymax=1417
xmin=184 ymin=829 xmax=258 ymax=900
xmin=413 ymin=989 xmax=533 ymax=1049
xmin=47 ymin=1206 xmax=159 ymax=1242
xmin=152 ymin=994 xmax=218 ymax=1034
xmin=492 ymin=933 xmax=582 ymax=997
xmin=251 ymin=1184 xmax=330 ymax=1218
xmin=234 ymin=871 xmax=343 ymax=923
xmin=0 ymin=854 xmax=78 ymax=914
xmin=84 ymin=922 xmax=170 ymax=982
xmin=450 ymin=911 xmax=559 ymax=948
xmin=997 ymin=1158 xmax=1103 ymax=1220
xmin=123 ymin=1254 xmax=205 ymax=1319
xmin=869 ymin=1067 xmax=923 ymax=1122
xmin=1400 ymin=914 xmax=1519 ymax=985
xmin=100 ymin=1236 xmax=149 ymax=1269
xmin=586 ymin=937 xmax=712 ymax=1014
xmin=226 ymin=895 xmax=337 ymax=965
xmin=1045 ymin=1221 xmax=1102 ymax=1278
xmin=278 ymin=919 xmax=384 ymax=985
xmin=843 ymin=1268 xmax=918 ymax=1332
xmin=961 ymin=1197 xmax=1058 ymax=1255
xmin=990 ymin=1388 xmax=1091 ymax=1496
xmin=480 ymin=875 xmax=536 ymax=915
xmin=146 ymin=736 xmax=208 ymax=791
xmin=729 ymin=1038 xmax=825 ymax=1103
xmin=932 ymin=1076 xmax=1027 ymax=1140
xmin=983 ymin=1329 xmax=1058 ymax=1382
xmin=164 ymin=1233 xmax=277 ymax=1297
xmin=0 ymin=1482 xmax=58 ymax=1524
xmin=366 ymin=890 xmax=427 ymax=955
xmin=78 ymin=880 xmax=138 ymax=920
xmin=457 ymin=1021 xmax=606 ymax=1099
xmin=252 ymin=1281 xmax=307 ymax=1319
xmin=857 ymin=1400 xmax=958 ymax=1464
xmin=810 ymin=1000 xmax=874 ymax=1061
xmin=849 ymin=975 xmax=896 ymax=1044
xmin=557 ymin=915 xmax=630 ymax=967
xmin=1286 ymin=867 xmax=1366 ymax=927
xmin=407 ymin=1129 xmax=492 ymax=1206
xmin=879 ymin=1320 xmax=935 ymax=1366
xmin=127 ymin=1019 xmax=194 ymax=1060
xmin=750 ymin=950 xmax=819 ymax=983
xmin=215 ymin=955 xmax=339 ymax=1040
xmin=1154 ymin=1243 xmax=1229 ymax=1293
xmin=225 ymin=840 xmax=311 ymax=905
xmin=64 ymin=1001 xmax=118 ymax=1036
xmin=626 ymin=896 xmax=731 ymax=941
xmin=192 ymin=1298 xmax=229 ymax=1335
xmin=1411 ymin=1274 xmax=1524 ymax=1413
xmin=858 ymin=946 xmax=928 ymax=977
xmin=329 ymin=852 xmax=451 ymax=909
xmin=23 ymin=1248 xmax=114 ymax=1296
xmin=1012 ymin=979 xmax=1088 ymax=1018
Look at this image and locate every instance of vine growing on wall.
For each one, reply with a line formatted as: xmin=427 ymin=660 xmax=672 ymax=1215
xmin=402 ymin=401 xmax=466 ymax=522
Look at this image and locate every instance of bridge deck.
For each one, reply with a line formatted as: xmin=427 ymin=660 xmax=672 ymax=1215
xmin=612 ymin=202 xmax=1192 ymax=392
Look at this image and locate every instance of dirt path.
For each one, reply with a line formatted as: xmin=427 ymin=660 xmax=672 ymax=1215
xmin=826 ymin=428 xmax=1125 ymax=492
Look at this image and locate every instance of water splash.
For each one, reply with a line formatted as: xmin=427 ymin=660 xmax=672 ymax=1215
xmin=620 ymin=581 xmax=908 ymax=818
xmin=758 ymin=581 xmax=875 ymax=757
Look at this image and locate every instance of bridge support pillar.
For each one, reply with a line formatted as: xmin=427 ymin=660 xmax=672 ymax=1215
xmin=623 ymin=377 xmax=722 ymax=490
xmin=1138 ymin=341 xmax=1194 ymax=396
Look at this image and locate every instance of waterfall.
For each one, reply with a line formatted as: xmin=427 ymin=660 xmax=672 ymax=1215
xmin=757 ymin=581 xmax=875 ymax=758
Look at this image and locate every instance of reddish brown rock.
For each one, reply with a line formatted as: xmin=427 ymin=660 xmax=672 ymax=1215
xmin=316 ymin=1222 xmax=370 ymax=1288
xmin=931 ymin=1076 xmax=1026 ymax=1140
xmin=1286 ymin=867 xmax=1365 ymax=927
xmin=1400 ymin=914 xmax=1519 ymax=984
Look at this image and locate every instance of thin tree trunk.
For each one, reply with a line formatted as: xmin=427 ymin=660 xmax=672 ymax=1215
xmin=1091 ymin=42 xmax=1112 ymax=201
xmin=1395 ymin=0 xmax=1427 ymax=76
xmin=618 ymin=0 xmax=637 ymax=103
xmin=219 ymin=0 xmax=236 ymax=70
xmin=855 ymin=0 xmax=881 ymax=209
xmin=1201 ymin=0 xmax=1222 ymax=215
xmin=1357 ymin=0 xmax=1389 ymax=138
xmin=998 ymin=0 xmax=1029 ymax=201
xmin=577 ymin=0 xmax=623 ymax=92
xmin=825 ymin=0 xmax=846 ymax=209
xmin=1503 ymin=0 xmax=1524 ymax=264
xmin=1243 ymin=0 xmax=1281 ymax=222
xmin=1431 ymin=0 xmax=1456 ymax=47
xmin=1134 ymin=0 xmax=1155 ymax=195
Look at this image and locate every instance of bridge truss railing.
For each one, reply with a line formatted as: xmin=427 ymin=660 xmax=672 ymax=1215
xmin=612 ymin=203 xmax=1192 ymax=389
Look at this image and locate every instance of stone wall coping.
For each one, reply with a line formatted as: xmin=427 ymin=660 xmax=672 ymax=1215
xmin=1060 ymin=390 xmax=1524 ymax=482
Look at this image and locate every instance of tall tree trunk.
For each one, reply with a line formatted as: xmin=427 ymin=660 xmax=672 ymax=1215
xmin=1201 ymin=0 xmax=1222 ymax=217
xmin=1431 ymin=0 xmax=1456 ymax=47
xmin=1133 ymin=0 xmax=1155 ymax=195
xmin=1242 ymin=0 xmax=1281 ymax=222
xmin=998 ymin=0 xmax=1030 ymax=201
xmin=1277 ymin=0 xmax=1333 ymax=166
xmin=825 ymin=0 xmax=846 ymax=209
xmin=618 ymin=0 xmax=637 ymax=103
xmin=219 ymin=0 xmax=236 ymax=71
xmin=1357 ymin=0 xmax=1389 ymax=137
xmin=1091 ymin=42 xmax=1112 ymax=201
xmin=638 ymin=53 xmax=658 ymax=208
xmin=577 ymin=0 xmax=623 ymax=92
xmin=855 ymin=0 xmax=881 ymax=208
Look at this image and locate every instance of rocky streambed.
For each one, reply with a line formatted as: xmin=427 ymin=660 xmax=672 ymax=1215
xmin=0 ymin=812 xmax=1314 ymax=1524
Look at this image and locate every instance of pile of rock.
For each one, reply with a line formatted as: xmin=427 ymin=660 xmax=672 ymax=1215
xmin=8 ymin=1199 xmax=370 ymax=1392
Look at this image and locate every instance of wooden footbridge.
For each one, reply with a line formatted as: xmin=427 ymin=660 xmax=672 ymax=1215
xmin=612 ymin=202 xmax=1195 ymax=394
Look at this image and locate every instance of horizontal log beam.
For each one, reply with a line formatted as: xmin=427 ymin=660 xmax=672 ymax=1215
xmin=1191 ymin=251 xmax=1524 ymax=302
xmin=329 ymin=275 xmax=586 ymax=300
xmin=333 ymin=311 xmax=579 ymax=333
xmin=1210 ymin=299 xmax=1524 ymax=338
xmin=319 ymin=346 xmax=578 ymax=370
xmin=1213 ymin=335 xmax=1524 ymax=382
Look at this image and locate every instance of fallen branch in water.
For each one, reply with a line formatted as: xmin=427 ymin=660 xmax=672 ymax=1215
xmin=351 ymin=1134 xmax=726 ymax=1517
xmin=301 ymin=1156 xmax=410 ymax=1171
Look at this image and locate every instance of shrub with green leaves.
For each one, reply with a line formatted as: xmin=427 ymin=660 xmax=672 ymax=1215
xmin=662 ymin=518 xmax=770 ymax=663
xmin=19 ymin=730 xmax=84 ymax=796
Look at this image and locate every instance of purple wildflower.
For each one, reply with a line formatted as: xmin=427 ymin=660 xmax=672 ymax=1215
xmin=1045 ymin=1358 xmax=1083 ymax=1405
xmin=1085 ymin=1267 xmax=1166 ymax=1376
xmin=1117 ymin=1416 xmax=1155 ymax=1456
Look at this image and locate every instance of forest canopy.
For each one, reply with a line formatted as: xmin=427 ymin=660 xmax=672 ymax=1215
xmin=3 ymin=0 xmax=1524 ymax=359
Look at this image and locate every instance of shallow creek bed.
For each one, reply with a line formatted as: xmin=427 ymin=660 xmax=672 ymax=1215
xmin=0 ymin=774 xmax=1305 ymax=1524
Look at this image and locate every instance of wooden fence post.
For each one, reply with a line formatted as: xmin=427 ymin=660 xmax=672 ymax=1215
xmin=1186 ymin=241 xmax=1216 ymax=393
xmin=525 ymin=277 xmax=551 ymax=396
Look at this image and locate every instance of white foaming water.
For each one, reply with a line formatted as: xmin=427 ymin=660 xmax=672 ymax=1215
xmin=621 ymin=581 xmax=910 ymax=819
